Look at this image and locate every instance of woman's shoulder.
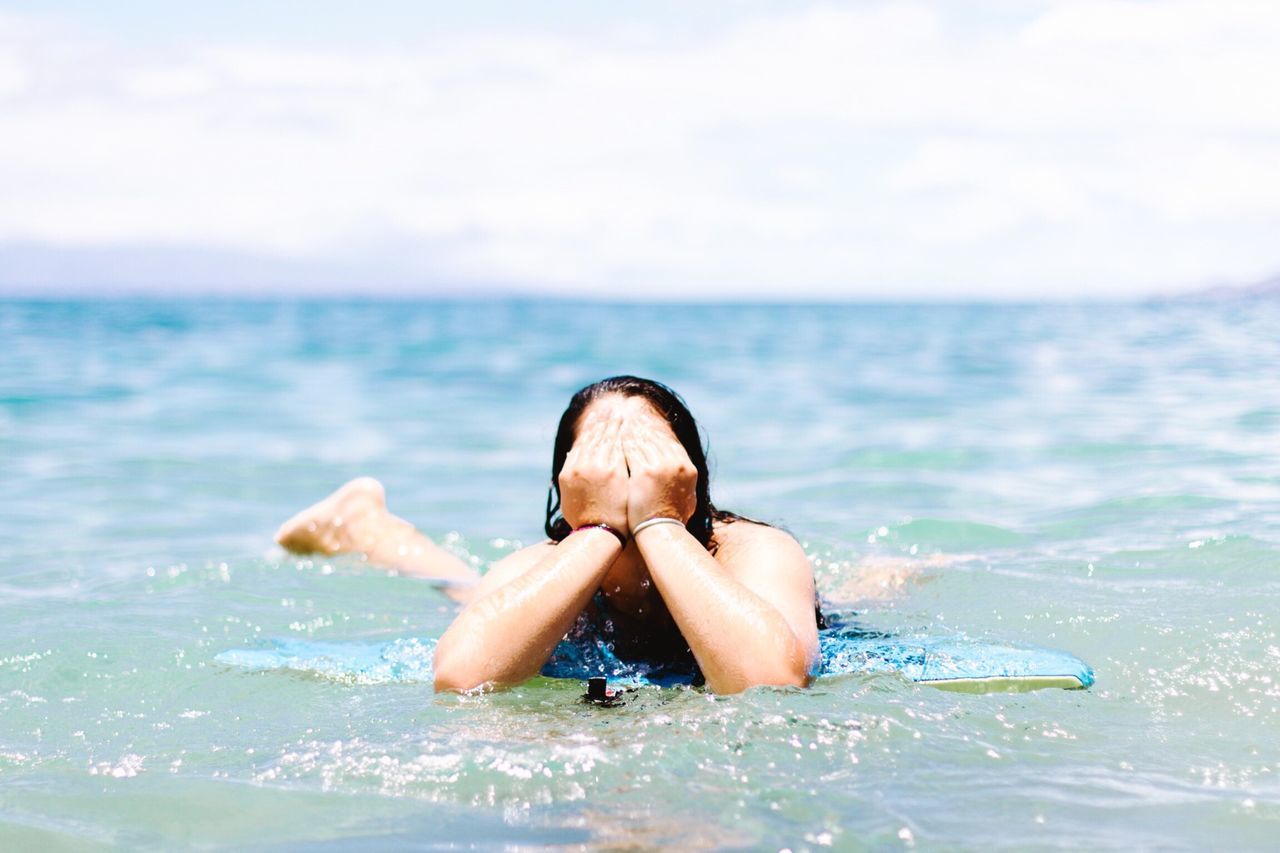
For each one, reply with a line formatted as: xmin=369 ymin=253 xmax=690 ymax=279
xmin=711 ymin=516 xmax=802 ymax=560
xmin=710 ymin=517 xmax=816 ymax=631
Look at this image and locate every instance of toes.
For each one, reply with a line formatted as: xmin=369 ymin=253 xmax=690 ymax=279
xmin=275 ymin=518 xmax=308 ymax=552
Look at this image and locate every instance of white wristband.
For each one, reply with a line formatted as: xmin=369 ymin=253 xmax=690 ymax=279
xmin=632 ymin=517 xmax=684 ymax=536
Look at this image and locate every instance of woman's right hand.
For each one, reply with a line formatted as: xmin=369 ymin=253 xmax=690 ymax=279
xmin=557 ymin=413 xmax=629 ymax=534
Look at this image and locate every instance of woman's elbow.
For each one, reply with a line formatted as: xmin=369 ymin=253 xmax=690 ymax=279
xmin=431 ymin=651 xmax=463 ymax=693
xmin=758 ymin=654 xmax=814 ymax=690
xmin=761 ymin=636 xmax=818 ymax=689
xmin=433 ymin=636 xmax=528 ymax=693
xmin=433 ymin=661 xmax=497 ymax=693
xmin=432 ymin=663 xmax=472 ymax=693
xmin=432 ymin=636 xmax=484 ymax=693
xmin=713 ymin=650 xmax=814 ymax=694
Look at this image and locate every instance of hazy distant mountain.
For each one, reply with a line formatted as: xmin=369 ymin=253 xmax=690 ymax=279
xmin=1183 ymin=274 xmax=1280 ymax=301
xmin=0 ymin=242 xmax=492 ymax=297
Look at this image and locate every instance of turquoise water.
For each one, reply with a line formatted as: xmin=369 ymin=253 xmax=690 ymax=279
xmin=2 ymin=298 xmax=1278 ymax=849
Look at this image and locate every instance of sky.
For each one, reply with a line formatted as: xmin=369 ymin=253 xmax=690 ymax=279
xmin=1 ymin=1 xmax=1279 ymax=300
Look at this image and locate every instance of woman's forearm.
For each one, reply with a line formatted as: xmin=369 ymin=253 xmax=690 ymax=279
xmin=634 ymin=525 xmax=814 ymax=694
xmin=433 ymin=530 xmax=621 ymax=691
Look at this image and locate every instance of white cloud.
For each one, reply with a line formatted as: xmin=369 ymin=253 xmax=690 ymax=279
xmin=0 ymin=50 xmax=27 ymax=97
xmin=1 ymin=2 xmax=1278 ymax=297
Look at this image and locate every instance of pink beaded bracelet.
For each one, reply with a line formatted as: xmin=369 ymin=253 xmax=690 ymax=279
xmin=573 ymin=523 xmax=627 ymax=548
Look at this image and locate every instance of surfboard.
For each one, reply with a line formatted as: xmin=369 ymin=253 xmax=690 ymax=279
xmin=817 ymin=628 xmax=1093 ymax=692
xmin=216 ymin=619 xmax=1093 ymax=693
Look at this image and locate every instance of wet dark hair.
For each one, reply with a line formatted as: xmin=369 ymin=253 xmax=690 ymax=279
xmin=544 ymin=375 xmax=826 ymax=629
xmin=544 ymin=376 xmax=746 ymax=551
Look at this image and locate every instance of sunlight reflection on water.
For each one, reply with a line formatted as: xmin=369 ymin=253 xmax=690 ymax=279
xmin=2 ymin=298 xmax=1279 ymax=848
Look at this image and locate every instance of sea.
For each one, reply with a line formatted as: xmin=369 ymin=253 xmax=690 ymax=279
xmin=1 ymin=297 xmax=1278 ymax=849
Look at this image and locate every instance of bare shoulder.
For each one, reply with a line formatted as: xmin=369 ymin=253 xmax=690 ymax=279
xmin=712 ymin=519 xmax=809 ymax=567
xmin=712 ymin=518 xmax=819 ymax=652
xmin=712 ymin=520 xmax=814 ymax=591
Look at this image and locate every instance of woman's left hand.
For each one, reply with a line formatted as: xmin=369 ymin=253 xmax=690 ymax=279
xmin=621 ymin=419 xmax=697 ymax=532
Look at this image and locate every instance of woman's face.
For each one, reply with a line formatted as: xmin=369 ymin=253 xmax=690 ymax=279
xmin=573 ymin=394 xmax=677 ymax=448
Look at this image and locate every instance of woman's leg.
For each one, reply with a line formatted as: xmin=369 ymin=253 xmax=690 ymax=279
xmin=275 ymin=477 xmax=480 ymax=592
xmin=823 ymin=553 xmax=971 ymax=605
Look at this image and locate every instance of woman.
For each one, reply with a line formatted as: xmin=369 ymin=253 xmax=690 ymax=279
xmin=275 ymin=376 xmax=820 ymax=694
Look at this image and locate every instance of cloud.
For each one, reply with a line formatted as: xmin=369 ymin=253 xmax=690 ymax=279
xmin=1 ymin=2 xmax=1278 ymax=298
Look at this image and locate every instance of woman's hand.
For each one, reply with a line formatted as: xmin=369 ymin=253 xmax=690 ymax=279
xmin=558 ymin=413 xmax=629 ymax=533
xmin=621 ymin=418 xmax=697 ymax=532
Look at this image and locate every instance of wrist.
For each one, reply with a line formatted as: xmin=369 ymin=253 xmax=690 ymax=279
xmin=572 ymin=522 xmax=628 ymax=549
xmin=631 ymin=517 xmax=685 ymax=538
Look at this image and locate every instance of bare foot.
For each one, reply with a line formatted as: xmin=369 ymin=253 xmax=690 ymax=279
xmin=275 ymin=477 xmax=388 ymax=555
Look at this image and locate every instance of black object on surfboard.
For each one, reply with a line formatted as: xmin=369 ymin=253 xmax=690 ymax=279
xmin=583 ymin=676 xmax=628 ymax=706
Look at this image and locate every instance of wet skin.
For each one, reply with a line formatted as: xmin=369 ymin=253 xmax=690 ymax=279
xmin=432 ymin=394 xmax=820 ymax=694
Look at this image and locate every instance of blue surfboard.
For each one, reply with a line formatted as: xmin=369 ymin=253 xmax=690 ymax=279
xmin=816 ymin=625 xmax=1094 ymax=693
xmin=217 ymin=615 xmax=1093 ymax=693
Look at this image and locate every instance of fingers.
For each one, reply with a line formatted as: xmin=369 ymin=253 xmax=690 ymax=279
xmin=572 ymin=411 xmax=613 ymax=456
xmin=562 ymin=420 xmax=597 ymax=467
xmin=622 ymin=417 xmax=693 ymax=472
xmin=567 ymin=413 xmax=621 ymax=479
xmin=620 ymin=418 xmax=656 ymax=471
xmin=576 ymin=410 xmax=692 ymax=477
xmin=562 ymin=414 xmax=608 ymax=484
xmin=575 ymin=410 xmax=607 ymax=445
xmin=624 ymin=416 xmax=661 ymax=442
xmin=631 ymin=416 xmax=682 ymax=452
xmin=661 ymin=430 xmax=694 ymax=469
xmin=599 ymin=415 xmax=625 ymax=470
xmin=633 ymin=419 xmax=696 ymax=487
